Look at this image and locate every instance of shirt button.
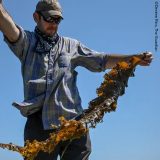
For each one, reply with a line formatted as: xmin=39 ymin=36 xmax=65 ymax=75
xmin=47 ymin=74 xmax=52 ymax=80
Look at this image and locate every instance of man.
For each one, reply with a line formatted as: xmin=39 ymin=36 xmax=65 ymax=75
xmin=0 ymin=0 xmax=153 ymax=160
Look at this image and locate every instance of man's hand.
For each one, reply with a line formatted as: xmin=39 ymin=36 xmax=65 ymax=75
xmin=136 ymin=52 xmax=153 ymax=66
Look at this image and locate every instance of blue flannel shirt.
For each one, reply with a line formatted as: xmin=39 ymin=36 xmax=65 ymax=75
xmin=4 ymin=26 xmax=108 ymax=129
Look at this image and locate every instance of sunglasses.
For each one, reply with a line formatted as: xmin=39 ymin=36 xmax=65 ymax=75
xmin=38 ymin=12 xmax=62 ymax=24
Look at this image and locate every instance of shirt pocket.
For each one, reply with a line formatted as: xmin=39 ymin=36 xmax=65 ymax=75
xmin=58 ymin=52 xmax=71 ymax=68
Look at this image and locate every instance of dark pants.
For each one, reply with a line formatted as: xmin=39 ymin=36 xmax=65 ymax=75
xmin=24 ymin=111 xmax=91 ymax=160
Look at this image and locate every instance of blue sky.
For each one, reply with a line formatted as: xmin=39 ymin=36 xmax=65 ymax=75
xmin=0 ymin=0 xmax=159 ymax=160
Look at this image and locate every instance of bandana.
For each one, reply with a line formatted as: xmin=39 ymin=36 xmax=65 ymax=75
xmin=34 ymin=26 xmax=59 ymax=53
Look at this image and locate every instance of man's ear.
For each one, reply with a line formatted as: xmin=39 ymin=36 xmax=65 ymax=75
xmin=33 ymin=12 xmax=40 ymax=23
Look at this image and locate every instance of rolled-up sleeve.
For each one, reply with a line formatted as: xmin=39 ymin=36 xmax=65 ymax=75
xmin=71 ymin=41 xmax=108 ymax=72
xmin=4 ymin=25 xmax=29 ymax=62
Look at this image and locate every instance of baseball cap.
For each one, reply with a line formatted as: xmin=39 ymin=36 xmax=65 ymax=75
xmin=36 ymin=0 xmax=63 ymax=19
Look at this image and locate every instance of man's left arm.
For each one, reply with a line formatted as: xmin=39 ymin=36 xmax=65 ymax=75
xmin=105 ymin=52 xmax=153 ymax=69
xmin=73 ymin=41 xmax=153 ymax=71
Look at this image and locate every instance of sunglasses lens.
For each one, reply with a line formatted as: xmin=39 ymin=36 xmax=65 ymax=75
xmin=38 ymin=12 xmax=62 ymax=24
xmin=45 ymin=17 xmax=61 ymax=24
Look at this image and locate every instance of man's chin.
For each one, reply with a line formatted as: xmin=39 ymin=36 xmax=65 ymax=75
xmin=46 ymin=30 xmax=57 ymax=37
xmin=46 ymin=33 xmax=56 ymax=37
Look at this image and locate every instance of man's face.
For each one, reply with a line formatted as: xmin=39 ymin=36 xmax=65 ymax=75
xmin=36 ymin=13 xmax=61 ymax=37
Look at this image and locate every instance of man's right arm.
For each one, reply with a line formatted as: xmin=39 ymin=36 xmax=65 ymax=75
xmin=0 ymin=0 xmax=20 ymax=42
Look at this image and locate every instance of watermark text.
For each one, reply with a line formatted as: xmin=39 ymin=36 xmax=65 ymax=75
xmin=155 ymin=1 xmax=159 ymax=51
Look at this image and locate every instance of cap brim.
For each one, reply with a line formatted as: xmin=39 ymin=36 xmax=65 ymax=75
xmin=41 ymin=10 xmax=63 ymax=19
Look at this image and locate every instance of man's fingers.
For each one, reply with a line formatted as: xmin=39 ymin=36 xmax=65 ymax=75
xmin=139 ymin=60 xmax=151 ymax=66
xmin=143 ymin=53 xmax=153 ymax=63
xmin=137 ymin=51 xmax=153 ymax=66
xmin=142 ymin=52 xmax=153 ymax=59
xmin=143 ymin=56 xmax=153 ymax=61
